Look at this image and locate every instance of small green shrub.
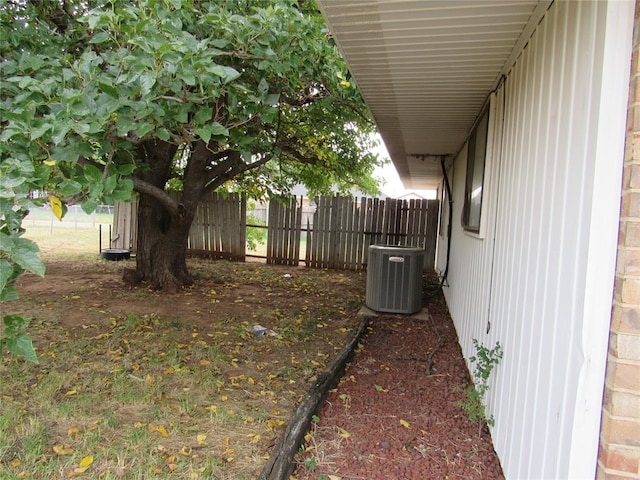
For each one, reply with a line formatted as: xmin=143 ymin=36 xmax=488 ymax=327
xmin=458 ymin=339 xmax=503 ymax=435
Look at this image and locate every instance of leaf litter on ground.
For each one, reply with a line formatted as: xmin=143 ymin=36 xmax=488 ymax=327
xmin=0 ymin=258 xmax=366 ymax=480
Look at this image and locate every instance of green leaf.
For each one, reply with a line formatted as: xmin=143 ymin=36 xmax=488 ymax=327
xmin=117 ymin=164 xmax=136 ymax=176
xmin=84 ymin=164 xmax=103 ymax=183
xmin=196 ymin=122 xmax=229 ymax=143
xmin=104 ymin=174 xmax=117 ymax=194
xmin=0 ymin=232 xmax=13 ymax=252
xmin=139 ymin=72 xmax=156 ymax=95
xmin=81 ymin=198 xmax=98 ymax=214
xmin=222 ymin=66 xmax=241 ymax=84
xmin=4 ymin=334 xmax=38 ymax=363
xmin=116 ymin=116 xmax=135 ymax=136
xmin=0 ymin=286 xmax=19 ymax=302
xmin=265 ymin=93 xmax=280 ymax=105
xmin=209 ymin=123 xmax=229 ymax=137
xmin=111 ymin=178 xmax=134 ymax=201
xmin=30 ymin=122 xmax=52 ymax=141
xmin=157 ymin=128 xmax=172 ymax=141
xmin=136 ymin=123 xmax=155 ymax=138
xmin=0 ymin=259 xmax=12 ymax=293
xmin=195 ymin=125 xmax=213 ymax=143
xmin=2 ymin=314 xmax=28 ymax=336
xmin=98 ymin=82 xmax=119 ymax=97
xmin=89 ymin=31 xmax=110 ymax=44
xmin=11 ymin=238 xmax=45 ymax=277
xmin=0 ymin=175 xmax=26 ymax=189
xmin=180 ymin=71 xmax=196 ymax=86
xmin=193 ymin=108 xmax=213 ymax=125
xmin=50 ymin=144 xmax=80 ymax=164
xmin=57 ymin=179 xmax=83 ymax=197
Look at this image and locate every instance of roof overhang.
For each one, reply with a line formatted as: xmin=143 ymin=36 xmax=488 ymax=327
xmin=317 ymin=0 xmax=552 ymax=190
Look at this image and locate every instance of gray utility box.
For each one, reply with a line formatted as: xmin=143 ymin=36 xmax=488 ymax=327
xmin=366 ymin=245 xmax=424 ymax=314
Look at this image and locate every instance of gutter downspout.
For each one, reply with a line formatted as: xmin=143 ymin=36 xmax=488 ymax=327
xmin=439 ymin=155 xmax=453 ymax=287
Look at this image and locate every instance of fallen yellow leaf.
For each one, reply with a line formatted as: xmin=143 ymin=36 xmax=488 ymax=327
xmin=337 ymin=427 xmax=351 ymax=438
xmin=53 ymin=444 xmax=74 ymax=455
xmin=157 ymin=425 xmax=169 ymax=437
xmin=65 ymin=390 xmax=78 ymax=396
xmin=196 ymin=434 xmax=207 ymax=446
xmin=78 ymin=456 xmax=94 ymax=468
xmin=11 ymin=459 xmax=21 ymax=468
xmin=67 ymin=468 xmax=88 ymax=478
xmin=43 ymin=160 xmax=56 ymax=166
xmin=400 ymin=419 xmax=411 ymax=428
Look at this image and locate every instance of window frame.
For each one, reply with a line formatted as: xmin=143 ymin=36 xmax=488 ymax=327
xmin=462 ymin=106 xmax=491 ymax=234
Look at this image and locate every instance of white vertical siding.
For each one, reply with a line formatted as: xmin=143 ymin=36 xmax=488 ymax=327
xmin=437 ymin=1 xmax=633 ymax=478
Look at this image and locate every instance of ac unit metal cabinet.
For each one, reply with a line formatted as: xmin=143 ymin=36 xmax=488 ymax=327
xmin=366 ymin=245 xmax=424 ymax=314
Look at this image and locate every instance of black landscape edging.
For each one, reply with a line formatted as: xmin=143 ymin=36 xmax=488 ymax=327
xmin=258 ymin=317 xmax=370 ymax=480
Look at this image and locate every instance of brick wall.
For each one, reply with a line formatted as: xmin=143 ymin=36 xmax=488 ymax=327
xmin=597 ymin=2 xmax=640 ymax=478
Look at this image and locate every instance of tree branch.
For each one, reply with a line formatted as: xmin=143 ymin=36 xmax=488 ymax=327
xmin=203 ymin=153 xmax=273 ymax=194
xmin=277 ymin=144 xmax=317 ymax=165
xmin=132 ymin=177 xmax=180 ymax=216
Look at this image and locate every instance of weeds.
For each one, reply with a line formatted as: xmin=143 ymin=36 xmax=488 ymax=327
xmin=457 ymin=339 xmax=503 ymax=436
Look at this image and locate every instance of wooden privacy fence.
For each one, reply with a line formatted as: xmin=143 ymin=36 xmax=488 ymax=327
xmin=267 ymin=197 xmax=303 ymax=266
xmin=188 ymin=192 xmax=245 ymax=260
xmin=110 ymin=192 xmax=245 ymax=260
xmin=305 ymin=196 xmax=438 ymax=270
xmin=113 ymin=194 xmax=439 ymax=270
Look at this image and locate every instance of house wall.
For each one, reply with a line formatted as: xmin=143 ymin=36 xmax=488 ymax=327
xmin=436 ymin=1 xmax=633 ymax=478
xmin=598 ymin=1 xmax=640 ymax=477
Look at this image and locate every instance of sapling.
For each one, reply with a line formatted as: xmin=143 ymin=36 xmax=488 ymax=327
xmin=458 ymin=339 xmax=503 ymax=436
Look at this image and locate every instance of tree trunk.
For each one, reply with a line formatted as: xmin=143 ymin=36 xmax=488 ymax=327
xmin=129 ymin=139 xmax=199 ymax=292
xmin=134 ymin=192 xmax=195 ymax=292
xmin=129 ymin=140 xmax=216 ymax=291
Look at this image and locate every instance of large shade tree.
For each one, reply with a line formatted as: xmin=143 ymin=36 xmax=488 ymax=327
xmin=1 ymin=0 xmax=382 ymax=293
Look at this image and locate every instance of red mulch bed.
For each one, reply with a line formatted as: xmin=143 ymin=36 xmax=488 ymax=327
xmin=294 ymin=283 xmax=505 ymax=480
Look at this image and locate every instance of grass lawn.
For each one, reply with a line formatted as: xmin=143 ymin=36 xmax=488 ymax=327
xmin=1 ymin=225 xmax=365 ymax=479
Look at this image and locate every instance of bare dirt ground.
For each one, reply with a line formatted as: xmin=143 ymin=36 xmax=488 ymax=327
xmin=2 ymin=258 xmax=504 ymax=479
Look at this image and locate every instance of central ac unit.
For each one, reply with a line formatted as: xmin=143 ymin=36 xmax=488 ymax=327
xmin=366 ymin=245 xmax=424 ymax=314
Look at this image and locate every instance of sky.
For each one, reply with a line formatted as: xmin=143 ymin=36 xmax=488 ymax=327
xmin=372 ymin=137 xmax=437 ymax=199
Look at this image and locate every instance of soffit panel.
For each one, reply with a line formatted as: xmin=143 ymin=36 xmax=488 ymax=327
xmin=317 ymin=0 xmax=541 ymax=190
